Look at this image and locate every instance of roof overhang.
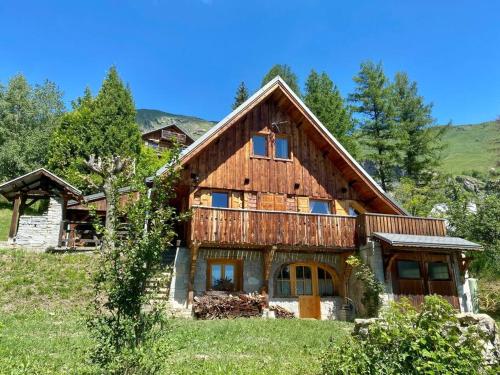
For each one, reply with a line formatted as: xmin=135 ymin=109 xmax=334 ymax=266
xmin=156 ymin=76 xmax=407 ymax=215
xmin=0 ymin=168 xmax=82 ymax=201
xmin=373 ymin=232 xmax=483 ymax=251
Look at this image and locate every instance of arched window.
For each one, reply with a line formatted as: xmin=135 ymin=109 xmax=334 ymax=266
xmin=276 ymin=264 xmax=291 ymax=297
xmin=275 ymin=263 xmax=337 ymax=297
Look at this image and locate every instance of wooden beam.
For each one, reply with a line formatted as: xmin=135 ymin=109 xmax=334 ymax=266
xmin=8 ymin=195 xmax=23 ymax=241
xmin=186 ymin=241 xmax=200 ymax=306
xmin=260 ymin=245 xmax=277 ymax=305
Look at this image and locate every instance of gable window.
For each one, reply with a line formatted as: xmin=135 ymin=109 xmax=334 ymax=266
xmin=428 ymin=262 xmax=450 ymax=280
xmin=212 ymin=192 xmax=229 ymax=208
xmin=252 ymin=134 xmax=268 ymax=157
xmin=397 ymin=260 xmax=421 ymax=279
xmin=309 ymin=200 xmax=331 ymax=214
xmin=274 ymin=137 xmax=290 ymax=159
xmin=207 ymin=259 xmax=242 ymax=292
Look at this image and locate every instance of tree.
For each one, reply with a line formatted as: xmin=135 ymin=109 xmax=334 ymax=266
xmin=392 ymin=72 xmax=446 ymax=185
xmin=261 ymin=64 xmax=301 ymax=96
xmin=48 ymin=67 xmax=142 ymax=191
xmin=304 ymin=70 xmax=358 ymax=156
xmin=232 ymin=81 xmax=249 ymax=110
xmin=86 ymin=151 xmax=186 ymax=373
xmin=0 ymin=74 xmax=64 ymax=181
xmin=349 ymin=61 xmax=400 ymax=191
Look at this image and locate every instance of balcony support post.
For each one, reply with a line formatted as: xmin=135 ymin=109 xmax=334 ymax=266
xmin=186 ymin=241 xmax=200 ymax=306
xmin=260 ymin=245 xmax=277 ymax=306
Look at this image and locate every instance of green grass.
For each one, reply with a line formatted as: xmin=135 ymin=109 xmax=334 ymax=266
xmin=438 ymin=121 xmax=499 ymax=175
xmin=0 ymin=198 xmax=12 ymax=241
xmin=0 ymin=249 xmax=352 ymax=374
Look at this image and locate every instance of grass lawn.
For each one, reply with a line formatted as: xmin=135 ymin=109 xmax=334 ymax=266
xmin=0 ymin=198 xmax=12 ymax=241
xmin=0 ymin=249 xmax=352 ymax=374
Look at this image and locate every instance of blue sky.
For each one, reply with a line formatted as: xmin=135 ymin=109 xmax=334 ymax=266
xmin=1 ymin=0 xmax=499 ymax=124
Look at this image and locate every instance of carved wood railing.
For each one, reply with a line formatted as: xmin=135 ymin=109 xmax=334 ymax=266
xmin=161 ymin=129 xmax=187 ymax=144
xmin=357 ymin=213 xmax=447 ymax=243
xmin=190 ymin=206 xmax=358 ymax=250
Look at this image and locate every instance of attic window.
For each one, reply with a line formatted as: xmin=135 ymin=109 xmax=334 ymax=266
xmin=274 ymin=137 xmax=290 ymax=159
xmin=252 ymin=135 xmax=268 ymax=157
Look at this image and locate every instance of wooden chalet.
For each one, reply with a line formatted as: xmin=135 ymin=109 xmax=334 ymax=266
xmin=159 ymin=77 xmax=481 ymax=319
xmin=142 ymin=124 xmax=194 ymax=151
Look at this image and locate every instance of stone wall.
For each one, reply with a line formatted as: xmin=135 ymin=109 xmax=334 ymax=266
xmin=14 ymin=197 xmax=63 ymax=251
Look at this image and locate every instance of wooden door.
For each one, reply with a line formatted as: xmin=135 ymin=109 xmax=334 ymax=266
xmin=299 ymin=296 xmax=321 ymax=319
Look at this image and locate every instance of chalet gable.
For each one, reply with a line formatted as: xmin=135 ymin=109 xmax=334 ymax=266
xmin=157 ymin=77 xmax=406 ymax=215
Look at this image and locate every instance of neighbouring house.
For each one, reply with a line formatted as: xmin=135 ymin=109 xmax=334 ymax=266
xmin=0 ymin=77 xmax=482 ymax=319
xmin=142 ymin=124 xmax=194 ymax=151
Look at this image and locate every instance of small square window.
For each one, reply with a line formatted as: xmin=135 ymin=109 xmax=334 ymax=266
xmin=428 ymin=262 xmax=450 ymax=280
xmin=397 ymin=260 xmax=421 ymax=279
xmin=212 ymin=192 xmax=229 ymax=208
xmin=252 ymin=135 xmax=267 ymax=157
xmin=275 ymin=137 xmax=290 ymax=159
xmin=309 ymin=200 xmax=331 ymax=214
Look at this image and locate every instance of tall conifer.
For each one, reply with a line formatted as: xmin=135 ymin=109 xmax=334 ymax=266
xmin=232 ymin=81 xmax=249 ymax=110
xmin=349 ymin=61 xmax=400 ymax=191
xmin=261 ymin=64 xmax=301 ymax=96
xmin=304 ymin=70 xmax=358 ymax=156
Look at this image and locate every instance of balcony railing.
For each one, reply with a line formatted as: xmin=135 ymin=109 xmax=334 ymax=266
xmin=357 ymin=213 xmax=447 ymax=241
xmin=161 ymin=129 xmax=187 ymax=144
xmin=189 ymin=206 xmax=358 ymax=250
xmin=188 ymin=207 xmax=448 ymax=250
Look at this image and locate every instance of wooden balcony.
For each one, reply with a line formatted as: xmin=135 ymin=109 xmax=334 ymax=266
xmin=357 ymin=213 xmax=447 ymax=242
xmin=189 ymin=206 xmax=358 ymax=250
xmin=161 ymin=129 xmax=187 ymax=144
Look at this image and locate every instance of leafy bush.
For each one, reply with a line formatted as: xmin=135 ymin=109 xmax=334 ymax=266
xmin=346 ymin=255 xmax=383 ymax=317
xmin=321 ymin=296 xmax=494 ymax=375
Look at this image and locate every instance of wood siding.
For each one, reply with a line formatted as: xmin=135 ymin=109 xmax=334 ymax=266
xmin=183 ymin=98 xmax=364 ymax=205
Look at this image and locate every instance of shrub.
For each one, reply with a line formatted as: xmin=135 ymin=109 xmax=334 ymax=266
xmin=346 ymin=255 xmax=383 ymax=317
xmin=321 ymin=296 xmax=494 ymax=375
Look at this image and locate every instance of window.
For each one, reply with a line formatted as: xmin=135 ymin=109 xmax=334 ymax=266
xmin=252 ymin=135 xmax=268 ymax=157
xmin=207 ymin=259 xmax=242 ymax=291
xmin=276 ymin=265 xmax=291 ymax=297
xmin=274 ymin=137 xmax=290 ymax=159
xmin=309 ymin=200 xmax=331 ymax=214
xmin=318 ymin=267 xmax=334 ymax=296
xmin=148 ymin=140 xmax=159 ymax=149
xmin=348 ymin=206 xmax=360 ymax=217
xmin=275 ymin=263 xmax=336 ymax=297
xmin=428 ymin=262 xmax=450 ymax=280
xmin=397 ymin=260 xmax=421 ymax=279
xmin=212 ymin=192 xmax=229 ymax=208
xmin=295 ymin=265 xmax=313 ymax=295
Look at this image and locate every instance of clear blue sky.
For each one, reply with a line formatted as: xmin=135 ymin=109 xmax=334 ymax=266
xmin=1 ymin=0 xmax=499 ymax=124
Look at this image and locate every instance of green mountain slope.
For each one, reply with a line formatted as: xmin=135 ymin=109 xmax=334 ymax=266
xmin=137 ymin=109 xmax=498 ymax=175
xmin=136 ymin=109 xmax=216 ymax=141
xmin=438 ymin=120 xmax=499 ymax=175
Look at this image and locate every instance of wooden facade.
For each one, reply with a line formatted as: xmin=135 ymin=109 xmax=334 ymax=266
xmin=142 ymin=124 xmax=193 ymax=151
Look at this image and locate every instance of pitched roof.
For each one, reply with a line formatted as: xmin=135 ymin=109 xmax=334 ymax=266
xmin=0 ymin=168 xmax=82 ymax=200
xmin=157 ymin=76 xmax=407 ymax=215
xmin=373 ymin=232 xmax=482 ymax=251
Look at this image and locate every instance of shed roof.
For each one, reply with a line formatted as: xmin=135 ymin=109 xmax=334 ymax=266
xmin=372 ymin=232 xmax=482 ymax=251
xmin=0 ymin=168 xmax=82 ymax=201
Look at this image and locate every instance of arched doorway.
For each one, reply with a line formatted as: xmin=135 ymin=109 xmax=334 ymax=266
xmin=275 ymin=262 xmax=339 ymax=319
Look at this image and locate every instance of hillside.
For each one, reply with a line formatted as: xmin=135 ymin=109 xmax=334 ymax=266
xmin=438 ymin=120 xmax=499 ymax=175
xmin=137 ymin=109 xmax=498 ymax=175
xmin=136 ymin=109 xmax=216 ymax=141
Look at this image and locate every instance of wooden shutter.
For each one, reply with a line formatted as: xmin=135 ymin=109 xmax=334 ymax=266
xmin=200 ymin=190 xmax=212 ymax=206
xmin=274 ymin=194 xmax=286 ymax=211
xmin=297 ymin=197 xmax=309 ymax=213
xmin=244 ymin=192 xmax=257 ymax=209
xmin=231 ymin=192 xmax=243 ymax=209
xmin=287 ymin=197 xmax=297 ymax=211
xmin=334 ymin=200 xmax=348 ymax=215
xmin=259 ymin=193 xmax=275 ymax=210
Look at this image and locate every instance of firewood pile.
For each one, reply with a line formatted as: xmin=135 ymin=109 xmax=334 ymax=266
xmin=270 ymin=305 xmax=295 ymax=319
xmin=193 ymin=291 xmax=266 ymax=319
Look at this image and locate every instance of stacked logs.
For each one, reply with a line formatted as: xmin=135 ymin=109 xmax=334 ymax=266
xmin=193 ymin=291 xmax=266 ymax=319
xmin=270 ymin=305 xmax=295 ymax=319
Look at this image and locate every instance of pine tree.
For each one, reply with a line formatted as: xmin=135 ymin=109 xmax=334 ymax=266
xmin=261 ymin=64 xmax=301 ymax=96
xmin=392 ymin=72 xmax=446 ymax=185
xmin=304 ymin=70 xmax=358 ymax=157
xmin=48 ymin=67 xmax=142 ymax=191
xmin=232 ymin=81 xmax=249 ymax=110
xmin=349 ymin=61 xmax=400 ymax=191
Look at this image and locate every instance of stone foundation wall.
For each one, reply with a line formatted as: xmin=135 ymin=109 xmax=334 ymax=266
xmin=14 ymin=197 xmax=63 ymax=251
